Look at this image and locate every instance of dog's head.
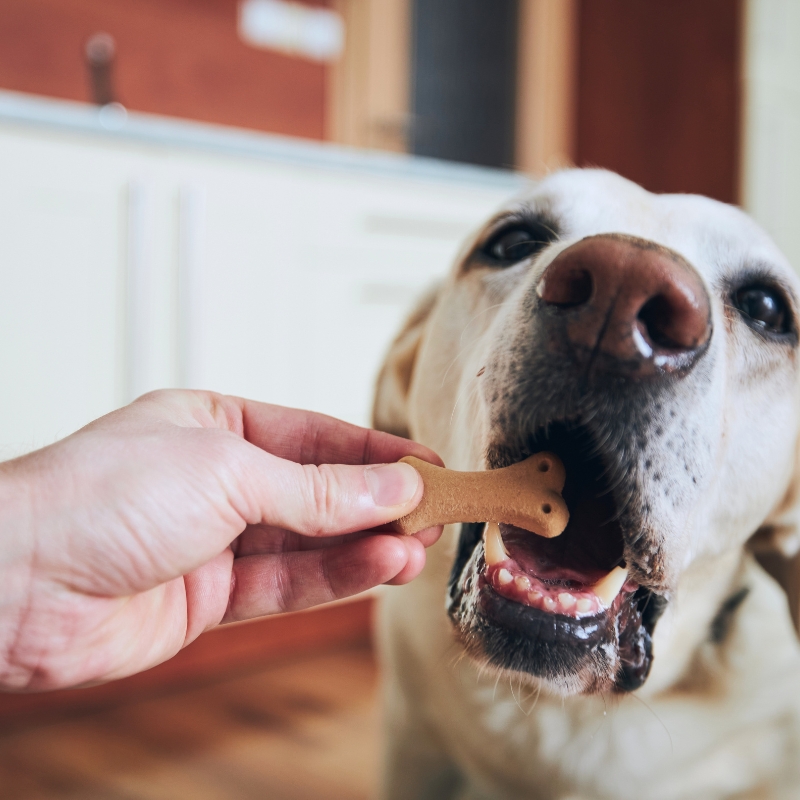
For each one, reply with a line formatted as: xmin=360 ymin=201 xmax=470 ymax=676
xmin=374 ymin=169 xmax=800 ymax=695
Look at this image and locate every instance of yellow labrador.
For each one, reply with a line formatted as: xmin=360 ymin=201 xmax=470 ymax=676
xmin=373 ymin=169 xmax=800 ymax=800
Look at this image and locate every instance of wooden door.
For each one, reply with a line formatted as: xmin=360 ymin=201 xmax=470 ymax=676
xmin=575 ymin=0 xmax=743 ymax=203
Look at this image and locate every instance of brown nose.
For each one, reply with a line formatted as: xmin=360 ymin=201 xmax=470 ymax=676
xmin=537 ymin=234 xmax=711 ymax=376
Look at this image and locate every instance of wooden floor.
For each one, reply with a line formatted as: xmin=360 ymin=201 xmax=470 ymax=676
xmin=0 ymin=644 xmax=381 ymax=800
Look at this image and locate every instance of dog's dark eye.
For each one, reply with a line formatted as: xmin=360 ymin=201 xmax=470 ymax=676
xmin=733 ymin=284 xmax=791 ymax=335
xmin=482 ymin=220 xmax=557 ymax=266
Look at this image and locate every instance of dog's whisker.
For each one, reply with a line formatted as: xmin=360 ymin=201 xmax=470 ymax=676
xmin=439 ymin=339 xmax=481 ymax=389
xmin=448 ymin=373 xmax=483 ymax=428
xmin=439 ymin=303 xmax=506 ymax=388
xmin=492 ymin=671 xmax=503 ymax=703
xmin=458 ymin=302 xmax=506 ymax=345
xmin=508 ymin=677 xmax=526 ymax=715
xmin=622 ymin=692 xmax=674 ymax=756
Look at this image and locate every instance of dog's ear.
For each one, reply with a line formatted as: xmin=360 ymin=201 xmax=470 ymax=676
xmin=748 ymin=433 xmax=800 ymax=638
xmin=372 ymin=285 xmax=440 ymax=438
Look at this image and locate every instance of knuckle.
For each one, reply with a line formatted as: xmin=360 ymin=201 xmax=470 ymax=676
xmin=134 ymin=387 xmax=172 ymax=405
xmin=272 ymin=559 xmax=294 ymax=613
xmin=302 ymin=464 xmax=341 ymax=534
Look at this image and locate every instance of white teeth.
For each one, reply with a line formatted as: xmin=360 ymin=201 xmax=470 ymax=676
xmin=592 ymin=566 xmax=629 ymax=607
xmin=514 ymin=575 xmax=531 ymax=592
xmin=543 ymin=596 xmax=556 ymax=612
xmin=497 ymin=568 xmax=513 ymax=585
xmin=576 ymin=598 xmax=594 ymax=614
xmin=558 ymin=592 xmax=576 ymax=610
xmin=483 ymin=522 xmax=509 ymax=566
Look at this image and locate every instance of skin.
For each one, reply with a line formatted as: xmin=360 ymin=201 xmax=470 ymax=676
xmin=0 ymin=389 xmax=443 ymax=692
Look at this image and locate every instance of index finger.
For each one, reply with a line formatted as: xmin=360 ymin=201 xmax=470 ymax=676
xmin=236 ymin=399 xmax=444 ymax=467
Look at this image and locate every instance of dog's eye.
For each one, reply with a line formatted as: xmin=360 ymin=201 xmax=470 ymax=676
xmin=482 ymin=220 xmax=557 ymax=265
xmin=733 ymin=284 xmax=791 ymax=334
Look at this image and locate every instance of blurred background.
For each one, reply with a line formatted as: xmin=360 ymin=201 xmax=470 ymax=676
xmin=0 ymin=1 xmax=797 ymax=797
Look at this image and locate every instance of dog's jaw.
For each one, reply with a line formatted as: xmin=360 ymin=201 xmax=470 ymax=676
xmin=445 ymin=513 xmax=666 ymax=695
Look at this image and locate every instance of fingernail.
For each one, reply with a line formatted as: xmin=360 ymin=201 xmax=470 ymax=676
xmin=365 ymin=463 xmax=420 ymax=507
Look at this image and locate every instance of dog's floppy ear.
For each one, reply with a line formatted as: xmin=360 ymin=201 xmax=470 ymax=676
xmin=748 ymin=433 xmax=800 ymax=638
xmin=372 ymin=285 xmax=440 ymax=439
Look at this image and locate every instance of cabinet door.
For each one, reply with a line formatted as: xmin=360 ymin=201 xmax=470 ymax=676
xmin=189 ymin=159 xmax=507 ymax=427
xmin=0 ymin=130 xmax=124 ymax=458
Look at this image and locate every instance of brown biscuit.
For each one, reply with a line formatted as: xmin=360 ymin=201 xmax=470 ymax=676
xmin=392 ymin=453 xmax=569 ymax=537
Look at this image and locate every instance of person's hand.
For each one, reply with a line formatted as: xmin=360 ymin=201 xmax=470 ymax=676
xmin=0 ymin=390 xmax=443 ymax=692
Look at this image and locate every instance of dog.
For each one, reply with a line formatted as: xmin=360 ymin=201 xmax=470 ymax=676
xmin=372 ymin=169 xmax=800 ymax=800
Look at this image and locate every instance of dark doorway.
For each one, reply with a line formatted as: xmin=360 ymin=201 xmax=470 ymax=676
xmin=575 ymin=0 xmax=743 ymax=203
xmin=410 ymin=0 xmax=519 ymax=169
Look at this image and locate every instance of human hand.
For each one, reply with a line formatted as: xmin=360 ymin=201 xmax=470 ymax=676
xmin=0 ymin=390 xmax=443 ymax=691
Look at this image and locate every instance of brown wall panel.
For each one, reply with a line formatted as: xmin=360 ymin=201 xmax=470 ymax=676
xmin=0 ymin=0 xmax=327 ymax=139
xmin=576 ymin=0 xmax=742 ymax=203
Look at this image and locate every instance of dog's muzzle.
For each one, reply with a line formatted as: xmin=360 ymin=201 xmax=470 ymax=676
xmin=445 ymin=234 xmax=711 ymax=694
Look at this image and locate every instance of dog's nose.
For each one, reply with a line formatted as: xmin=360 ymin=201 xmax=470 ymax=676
xmin=537 ymin=234 xmax=711 ymax=375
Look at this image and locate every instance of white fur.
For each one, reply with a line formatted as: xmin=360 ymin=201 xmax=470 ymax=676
xmin=375 ymin=170 xmax=800 ymax=799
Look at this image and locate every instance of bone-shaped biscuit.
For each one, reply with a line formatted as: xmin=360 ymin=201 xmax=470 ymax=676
xmin=392 ymin=453 xmax=569 ymax=537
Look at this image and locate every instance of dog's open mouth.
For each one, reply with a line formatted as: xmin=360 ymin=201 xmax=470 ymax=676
xmin=482 ymin=423 xmax=635 ymax=619
xmin=449 ymin=422 xmax=664 ymax=693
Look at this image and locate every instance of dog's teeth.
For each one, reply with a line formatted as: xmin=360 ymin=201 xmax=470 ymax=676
xmin=514 ymin=575 xmax=531 ymax=591
xmin=558 ymin=592 xmax=576 ymax=610
xmin=543 ymin=596 xmax=557 ymax=612
xmin=576 ymin=598 xmax=594 ymax=614
xmin=497 ymin=568 xmax=513 ymax=585
xmin=483 ymin=522 xmax=509 ymax=566
xmin=592 ymin=566 xmax=629 ymax=607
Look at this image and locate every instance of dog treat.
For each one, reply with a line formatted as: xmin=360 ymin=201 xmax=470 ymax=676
xmin=392 ymin=454 xmax=569 ymax=537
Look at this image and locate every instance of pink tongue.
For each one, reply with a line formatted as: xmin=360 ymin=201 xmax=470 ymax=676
xmin=502 ymin=526 xmax=610 ymax=588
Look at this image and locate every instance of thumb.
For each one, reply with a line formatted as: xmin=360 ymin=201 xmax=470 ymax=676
xmin=249 ymin=454 xmax=423 ymax=536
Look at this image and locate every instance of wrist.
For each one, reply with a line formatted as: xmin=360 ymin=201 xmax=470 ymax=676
xmin=0 ymin=454 xmax=38 ymax=689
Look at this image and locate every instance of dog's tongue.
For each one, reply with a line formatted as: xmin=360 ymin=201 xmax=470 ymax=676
xmin=502 ymin=489 xmax=622 ymax=586
xmin=502 ymin=525 xmax=608 ymax=587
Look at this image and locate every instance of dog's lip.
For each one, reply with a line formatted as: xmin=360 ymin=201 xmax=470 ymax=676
xmin=477 ymin=580 xmax=613 ymax=646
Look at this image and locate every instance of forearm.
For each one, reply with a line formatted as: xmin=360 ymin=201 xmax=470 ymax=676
xmin=0 ymin=455 xmax=37 ymax=690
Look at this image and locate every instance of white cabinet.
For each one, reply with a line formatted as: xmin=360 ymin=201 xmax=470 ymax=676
xmin=0 ymin=139 xmax=124 ymax=458
xmin=0 ymin=91 xmax=524 ymax=457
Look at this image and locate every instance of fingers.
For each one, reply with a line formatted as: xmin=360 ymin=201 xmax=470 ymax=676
xmin=234 ymin=398 xmax=444 ymax=467
xmin=239 ymin=453 xmax=426 ymax=537
xmin=383 ymin=536 xmax=427 ymax=585
xmin=103 ymin=391 xmax=443 ymax=540
xmin=105 ymin=391 xmax=444 ymax=470
xmin=233 ymin=523 xmax=443 ymax=560
xmin=182 ymin=548 xmax=234 ymax=643
xmin=223 ymin=534 xmax=422 ymax=621
xmin=234 ymin=524 xmax=383 ymax=557
xmin=408 ymin=525 xmax=444 ymax=549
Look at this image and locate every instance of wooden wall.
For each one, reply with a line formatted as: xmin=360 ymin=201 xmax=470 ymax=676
xmin=576 ymin=0 xmax=743 ymax=203
xmin=0 ymin=0 xmax=328 ymax=139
